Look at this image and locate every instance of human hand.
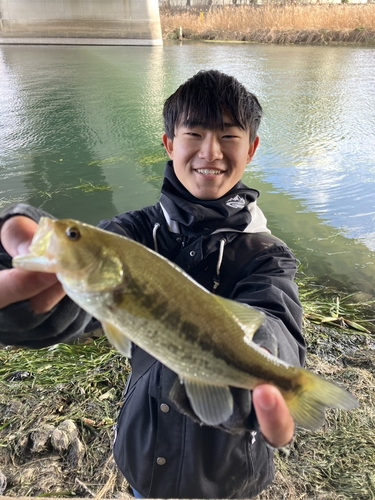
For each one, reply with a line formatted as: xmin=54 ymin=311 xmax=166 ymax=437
xmin=0 ymin=216 xmax=65 ymax=314
xmin=253 ymin=384 xmax=294 ymax=448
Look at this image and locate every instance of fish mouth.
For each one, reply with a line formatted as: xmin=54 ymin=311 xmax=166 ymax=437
xmin=13 ymin=254 xmax=57 ymax=272
xmin=12 ymin=217 xmax=58 ymax=273
xmin=27 ymin=217 xmax=56 ymax=257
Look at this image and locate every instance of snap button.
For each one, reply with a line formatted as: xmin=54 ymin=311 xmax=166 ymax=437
xmin=189 ymin=251 xmax=195 ymax=257
xmin=160 ymin=403 xmax=170 ymax=413
xmin=156 ymin=457 xmax=166 ymax=465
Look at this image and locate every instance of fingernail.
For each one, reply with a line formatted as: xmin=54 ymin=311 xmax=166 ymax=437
xmin=17 ymin=242 xmax=31 ymax=255
xmin=256 ymin=387 xmax=277 ymax=411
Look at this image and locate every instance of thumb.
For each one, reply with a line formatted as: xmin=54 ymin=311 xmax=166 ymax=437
xmin=253 ymin=384 xmax=294 ymax=448
xmin=1 ymin=216 xmax=39 ymax=257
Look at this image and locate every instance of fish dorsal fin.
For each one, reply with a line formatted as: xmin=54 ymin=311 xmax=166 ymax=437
xmin=102 ymin=322 xmax=132 ymax=358
xmin=214 ymin=296 xmax=265 ymax=343
xmin=183 ymin=378 xmax=233 ymax=426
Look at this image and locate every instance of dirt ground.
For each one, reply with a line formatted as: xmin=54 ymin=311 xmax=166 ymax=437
xmin=0 ymin=320 xmax=374 ymax=499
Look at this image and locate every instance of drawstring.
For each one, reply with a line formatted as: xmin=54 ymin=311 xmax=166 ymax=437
xmin=152 ymin=223 xmax=160 ymax=253
xmin=212 ymin=238 xmax=226 ymax=293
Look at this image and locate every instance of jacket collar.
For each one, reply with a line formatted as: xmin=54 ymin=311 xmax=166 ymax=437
xmin=159 ymin=161 xmax=270 ymax=236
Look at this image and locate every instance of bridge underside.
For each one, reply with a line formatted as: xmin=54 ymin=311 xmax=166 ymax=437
xmin=0 ymin=0 xmax=162 ymax=45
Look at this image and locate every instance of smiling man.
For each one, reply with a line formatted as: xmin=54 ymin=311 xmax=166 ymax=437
xmin=162 ymin=114 xmax=259 ymax=200
xmin=0 ymin=70 xmax=304 ymax=498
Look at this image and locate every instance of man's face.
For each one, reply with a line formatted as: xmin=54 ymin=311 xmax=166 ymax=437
xmin=162 ymin=114 xmax=259 ymax=200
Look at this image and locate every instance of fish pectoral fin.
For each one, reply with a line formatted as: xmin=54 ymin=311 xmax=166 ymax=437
xmin=214 ymin=296 xmax=265 ymax=342
xmin=102 ymin=322 xmax=132 ymax=358
xmin=183 ymin=379 xmax=233 ymax=426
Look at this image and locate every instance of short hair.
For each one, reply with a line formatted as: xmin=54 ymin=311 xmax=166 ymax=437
xmin=163 ymin=69 xmax=262 ymax=143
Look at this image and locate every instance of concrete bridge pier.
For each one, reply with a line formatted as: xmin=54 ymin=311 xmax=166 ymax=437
xmin=0 ymin=0 xmax=162 ymax=45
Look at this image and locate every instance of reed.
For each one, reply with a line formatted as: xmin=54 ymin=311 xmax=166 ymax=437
xmin=160 ymin=4 xmax=375 ymax=44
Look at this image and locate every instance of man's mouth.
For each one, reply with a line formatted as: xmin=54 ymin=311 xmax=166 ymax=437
xmin=195 ymin=169 xmax=223 ymax=176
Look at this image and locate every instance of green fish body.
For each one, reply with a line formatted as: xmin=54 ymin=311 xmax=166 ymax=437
xmin=13 ymin=217 xmax=358 ymax=429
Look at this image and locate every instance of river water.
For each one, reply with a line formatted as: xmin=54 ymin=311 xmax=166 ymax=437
xmin=1 ymin=42 xmax=374 ymax=297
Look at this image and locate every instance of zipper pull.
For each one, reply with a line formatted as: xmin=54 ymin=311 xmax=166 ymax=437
xmin=212 ymin=275 xmax=220 ymax=294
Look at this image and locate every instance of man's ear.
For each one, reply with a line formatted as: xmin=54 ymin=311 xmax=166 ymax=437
xmin=162 ymin=133 xmax=174 ymax=159
xmin=247 ymin=136 xmax=260 ymax=163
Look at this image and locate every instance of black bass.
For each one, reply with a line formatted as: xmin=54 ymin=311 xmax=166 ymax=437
xmin=13 ymin=217 xmax=358 ymax=430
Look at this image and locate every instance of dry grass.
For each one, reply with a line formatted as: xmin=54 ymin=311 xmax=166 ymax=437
xmin=160 ymin=4 xmax=375 ymax=44
xmin=0 ymin=338 xmax=131 ymax=497
xmin=258 ymin=324 xmax=375 ymax=499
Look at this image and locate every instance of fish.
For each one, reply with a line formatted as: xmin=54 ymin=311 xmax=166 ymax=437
xmin=12 ymin=217 xmax=358 ymax=430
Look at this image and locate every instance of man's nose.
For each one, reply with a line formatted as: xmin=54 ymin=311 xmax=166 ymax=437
xmin=198 ymin=135 xmax=223 ymax=162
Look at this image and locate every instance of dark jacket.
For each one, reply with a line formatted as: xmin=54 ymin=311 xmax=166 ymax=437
xmin=0 ymin=191 xmax=304 ymax=498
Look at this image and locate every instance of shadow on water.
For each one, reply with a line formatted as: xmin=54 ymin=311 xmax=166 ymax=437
xmin=244 ymin=171 xmax=375 ymax=298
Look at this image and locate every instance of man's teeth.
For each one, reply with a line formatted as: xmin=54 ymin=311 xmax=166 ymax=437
xmin=196 ymin=169 xmax=222 ymax=175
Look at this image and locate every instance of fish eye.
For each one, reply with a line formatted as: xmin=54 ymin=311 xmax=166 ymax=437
xmin=66 ymin=227 xmax=81 ymax=241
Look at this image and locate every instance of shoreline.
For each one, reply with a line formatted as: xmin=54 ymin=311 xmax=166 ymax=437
xmin=161 ymin=27 xmax=375 ymax=46
xmin=160 ymin=5 xmax=375 ymax=46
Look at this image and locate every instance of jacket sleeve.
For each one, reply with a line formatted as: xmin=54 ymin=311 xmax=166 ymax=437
xmin=231 ymin=243 xmax=305 ymax=368
xmin=0 ymin=204 xmax=90 ymax=348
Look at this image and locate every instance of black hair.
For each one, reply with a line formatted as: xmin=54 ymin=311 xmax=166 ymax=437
xmin=163 ymin=69 xmax=262 ymax=143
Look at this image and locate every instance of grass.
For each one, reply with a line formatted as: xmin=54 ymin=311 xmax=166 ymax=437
xmin=0 ymin=337 xmax=130 ymax=497
xmin=259 ymin=320 xmax=375 ymax=499
xmin=0 ymin=285 xmax=374 ymax=498
xmin=160 ymin=4 xmax=375 ymax=45
xmin=297 ymin=275 xmax=375 ymax=335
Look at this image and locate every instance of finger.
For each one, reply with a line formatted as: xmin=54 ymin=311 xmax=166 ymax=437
xmin=0 ymin=216 xmax=65 ymax=312
xmin=0 ymin=268 xmax=63 ymax=310
xmin=29 ymin=281 xmax=66 ymax=314
xmin=1 ymin=216 xmax=39 ymax=257
xmin=253 ymin=384 xmax=294 ymax=448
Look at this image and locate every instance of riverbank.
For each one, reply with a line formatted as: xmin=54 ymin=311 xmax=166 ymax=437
xmin=0 ymin=283 xmax=374 ymax=499
xmin=160 ymin=5 xmax=375 ymax=45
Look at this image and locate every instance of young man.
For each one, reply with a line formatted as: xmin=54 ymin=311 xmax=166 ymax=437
xmin=0 ymin=70 xmax=304 ymax=498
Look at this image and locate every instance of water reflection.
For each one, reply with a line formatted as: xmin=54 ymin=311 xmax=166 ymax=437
xmin=0 ymin=43 xmax=374 ymax=297
xmin=247 ymin=45 xmax=375 ymax=250
xmin=0 ymin=47 xmax=118 ymax=219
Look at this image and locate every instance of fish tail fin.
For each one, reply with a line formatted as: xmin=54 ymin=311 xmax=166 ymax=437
xmin=282 ymin=370 xmax=358 ymax=431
